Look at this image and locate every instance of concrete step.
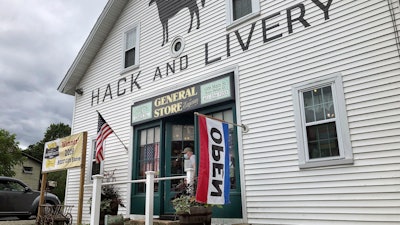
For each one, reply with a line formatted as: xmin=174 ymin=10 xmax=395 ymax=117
xmin=124 ymin=219 xmax=179 ymax=225
xmin=125 ymin=220 xmax=251 ymax=225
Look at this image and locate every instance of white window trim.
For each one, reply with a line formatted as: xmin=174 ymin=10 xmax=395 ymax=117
xmin=292 ymin=74 xmax=353 ymax=168
xmin=22 ymin=166 xmax=33 ymax=174
xmin=169 ymin=36 xmax=185 ymax=58
xmin=225 ymin=0 xmax=260 ymax=29
xmin=121 ymin=23 xmax=140 ymax=74
xmin=88 ymin=138 xmax=103 ymax=182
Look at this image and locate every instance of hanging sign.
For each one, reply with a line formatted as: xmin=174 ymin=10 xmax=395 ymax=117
xmin=131 ymin=72 xmax=234 ymax=124
xmin=42 ymin=132 xmax=85 ymax=172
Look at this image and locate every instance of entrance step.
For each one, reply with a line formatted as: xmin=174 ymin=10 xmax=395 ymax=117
xmin=159 ymin=214 xmax=179 ymax=221
xmin=124 ymin=218 xmax=249 ymax=225
xmin=124 ymin=219 xmax=179 ymax=225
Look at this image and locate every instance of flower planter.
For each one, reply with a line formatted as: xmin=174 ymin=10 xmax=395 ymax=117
xmin=178 ymin=206 xmax=212 ymax=225
xmin=99 ymin=197 xmax=119 ymax=225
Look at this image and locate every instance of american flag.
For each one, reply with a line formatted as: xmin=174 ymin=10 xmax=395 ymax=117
xmin=96 ymin=112 xmax=114 ymax=163
xmin=142 ymin=143 xmax=159 ymax=173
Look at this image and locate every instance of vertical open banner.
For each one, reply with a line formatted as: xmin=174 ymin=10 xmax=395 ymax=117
xmin=196 ymin=115 xmax=230 ymax=205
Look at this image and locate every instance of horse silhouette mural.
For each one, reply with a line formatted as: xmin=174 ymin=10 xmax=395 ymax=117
xmin=149 ymin=0 xmax=206 ymax=46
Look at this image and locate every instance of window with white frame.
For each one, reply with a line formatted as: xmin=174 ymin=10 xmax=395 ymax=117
xmin=226 ymin=0 xmax=260 ymax=26
xmin=123 ymin=25 xmax=140 ymax=70
xmin=292 ymin=74 xmax=353 ymax=168
xmin=23 ymin=166 xmax=33 ymax=174
xmin=90 ymin=139 xmax=103 ymax=180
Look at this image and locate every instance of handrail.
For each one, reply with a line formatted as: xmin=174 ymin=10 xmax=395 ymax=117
xmin=90 ymin=169 xmax=195 ymax=225
xmin=101 ymin=175 xmax=187 ymax=186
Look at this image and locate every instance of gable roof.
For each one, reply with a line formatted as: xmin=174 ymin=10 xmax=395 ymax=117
xmin=22 ymin=152 xmax=42 ymax=164
xmin=57 ymin=0 xmax=128 ymax=96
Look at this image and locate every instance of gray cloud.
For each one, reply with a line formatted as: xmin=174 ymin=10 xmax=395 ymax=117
xmin=0 ymin=0 xmax=108 ymax=148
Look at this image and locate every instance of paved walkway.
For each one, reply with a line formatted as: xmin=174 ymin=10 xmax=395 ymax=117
xmin=0 ymin=221 xmax=35 ymax=225
xmin=0 ymin=218 xmax=35 ymax=225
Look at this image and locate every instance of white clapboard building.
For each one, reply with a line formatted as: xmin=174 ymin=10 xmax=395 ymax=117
xmin=58 ymin=0 xmax=400 ymax=224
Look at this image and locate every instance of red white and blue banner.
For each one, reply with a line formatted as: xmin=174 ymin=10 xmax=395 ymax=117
xmin=196 ymin=115 xmax=230 ymax=205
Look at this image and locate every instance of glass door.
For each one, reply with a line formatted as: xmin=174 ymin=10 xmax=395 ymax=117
xmin=131 ymin=123 xmax=162 ymax=215
xmin=164 ymin=123 xmax=194 ymax=214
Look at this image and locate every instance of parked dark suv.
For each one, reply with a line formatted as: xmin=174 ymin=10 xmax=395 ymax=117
xmin=0 ymin=176 xmax=61 ymax=219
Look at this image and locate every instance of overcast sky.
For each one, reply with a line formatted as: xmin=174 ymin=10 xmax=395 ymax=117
xmin=0 ymin=0 xmax=108 ymax=148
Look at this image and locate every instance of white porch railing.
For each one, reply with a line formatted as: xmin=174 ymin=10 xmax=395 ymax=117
xmin=91 ymin=168 xmax=195 ymax=225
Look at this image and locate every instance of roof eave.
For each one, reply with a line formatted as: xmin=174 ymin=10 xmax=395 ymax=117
xmin=57 ymin=0 xmax=128 ymax=96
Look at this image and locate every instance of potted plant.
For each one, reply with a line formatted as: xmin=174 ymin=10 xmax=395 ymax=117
xmin=99 ymin=184 xmax=125 ymax=215
xmin=89 ymin=170 xmax=125 ymax=225
xmin=171 ymin=179 xmax=213 ymax=225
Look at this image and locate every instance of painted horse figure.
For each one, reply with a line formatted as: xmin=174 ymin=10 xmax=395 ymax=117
xmin=149 ymin=0 xmax=206 ymax=46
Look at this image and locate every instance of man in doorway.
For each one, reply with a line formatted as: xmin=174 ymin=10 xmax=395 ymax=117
xmin=182 ymin=147 xmax=196 ymax=172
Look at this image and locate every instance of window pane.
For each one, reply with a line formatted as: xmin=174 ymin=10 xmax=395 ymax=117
xmin=319 ymin=140 xmax=331 ymax=157
xmin=307 ymin=122 xmax=339 ymax=159
xmin=315 ymin=104 xmax=324 ymax=121
xmin=92 ymin=148 xmax=97 ymax=160
xmin=183 ymin=125 xmax=194 ymax=141
xmin=328 ymin=123 xmax=337 ymax=139
xmin=125 ymin=48 xmax=135 ymax=68
xmin=325 ymin=103 xmax=335 ymax=119
xmin=9 ymin=182 xmax=25 ymax=192
xmin=312 ymin=88 xmax=323 ymax=105
xmin=306 ymin=125 xmax=317 ymax=142
xmin=318 ymin=124 xmax=329 ymax=139
xmin=304 ymin=86 xmax=335 ymax=123
xmin=233 ymin=0 xmax=252 ymax=20
xmin=305 ymin=106 xmax=315 ymax=123
xmin=303 ymin=91 xmax=312 ymax=107
xmin=92 ymin=162 xmax=100 ymax=176
xmin=23 ymin=166 xmax=33 ymax=174
xmin=138 ymin=127 xmax=160 ymax=193
xmin=322 ymin=86 xmax=333 ymax=102
xmin=224 ymin=110 xmax=233 ymax=124
xmin=125 ymin=29 xmax=136 ymax=50
xmin=154 ymin=127 xmax=160 ymax=143
xmin=329 ymin=139 xmax=339 ymax=156
xmin=172 ymin=125 xmax=182 ymax=141
xmin=147 ymin=128 xmax=154 ymax=143
xmin=308 ymin=142 xmax=320 ymax=159
xmin=213 ymin=112 xmax=223 ymax=120
xmin=140 ymin=130 xmax=146 ymax=145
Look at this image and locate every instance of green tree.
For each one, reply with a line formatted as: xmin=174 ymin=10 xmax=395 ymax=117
xmin=25 ymin=123 xmax=71 ymax=160
xmin=47 ymin=170 xmax=68 ymax=203
xmin=24 ymin=122 xmax=71 ymax=202
xmin=0 ymin=129 xmax=24 ymax=176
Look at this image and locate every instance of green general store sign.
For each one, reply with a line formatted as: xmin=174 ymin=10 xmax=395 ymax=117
xmin=131 ymin=73 xmax=234 ymax=124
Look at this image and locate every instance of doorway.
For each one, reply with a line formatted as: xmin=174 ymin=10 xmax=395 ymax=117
xmin=131 ymin=107 xmax=242 ymax=218
xmin=164 ymin=113 xmax=195 ymax=214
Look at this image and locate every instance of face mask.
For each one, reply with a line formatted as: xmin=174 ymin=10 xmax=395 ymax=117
xmin=184 ymin=154 xmax=189 ymax=159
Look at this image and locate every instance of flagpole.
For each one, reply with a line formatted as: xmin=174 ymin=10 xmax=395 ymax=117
xmin=194 ymin=112 xmax=249 ymax=133
xmin=96 ymin=110 xmax=129 ymax=152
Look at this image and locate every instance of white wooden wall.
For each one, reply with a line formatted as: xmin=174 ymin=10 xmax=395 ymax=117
xmin=65 ymin=0 xmax=400 ymax=224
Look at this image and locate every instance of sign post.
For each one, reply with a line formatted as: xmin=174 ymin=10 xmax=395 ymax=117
xmin=77 ymin=132 xmax=87 ymax=225
xmin=39 ymin=132 xmax=87 ymax=225
xmin=37 ymin=173 xmax=47 ymax=221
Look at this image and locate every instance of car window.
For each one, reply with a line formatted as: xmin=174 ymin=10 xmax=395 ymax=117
xmin=0 ymin=181 xmax=10 ymax=191
xmin=7 ymin=181 xmax=25 ymax=192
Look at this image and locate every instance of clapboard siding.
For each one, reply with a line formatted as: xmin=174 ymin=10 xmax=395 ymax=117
xmin=240 ymin=1 xmax=400 ymax=224
xmin=63 ymin=0 xmax=400 ymax=224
